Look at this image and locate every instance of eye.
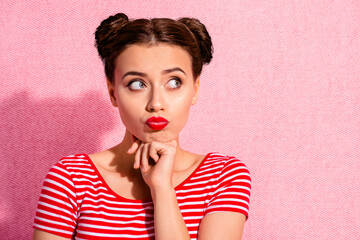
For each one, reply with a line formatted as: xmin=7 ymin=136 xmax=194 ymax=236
xmin=166 ymin=78 xmax=182 ymax=89
xmin=128 ymin=80 xmax=146 ymax=90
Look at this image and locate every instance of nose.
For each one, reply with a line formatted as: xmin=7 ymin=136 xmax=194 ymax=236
xmin=146 ymin=87 xmax=165 ymax=112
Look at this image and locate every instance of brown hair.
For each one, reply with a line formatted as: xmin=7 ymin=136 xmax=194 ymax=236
xmin=95 ymin=13 xmax=213 ymax=83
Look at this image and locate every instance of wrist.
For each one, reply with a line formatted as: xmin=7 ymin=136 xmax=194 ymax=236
xmin=150 ymin=185 xmax=176 ymax=202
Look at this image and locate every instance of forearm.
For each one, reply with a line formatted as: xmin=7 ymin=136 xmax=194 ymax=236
xmin=151 ymin=187 xmax=190 ymax=240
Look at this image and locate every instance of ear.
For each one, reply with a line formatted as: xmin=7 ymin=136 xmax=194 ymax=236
xmin=191 ymin=77 xmax=200 ymax=105
xmin=107 ymin=80 xmax=118 ymax=107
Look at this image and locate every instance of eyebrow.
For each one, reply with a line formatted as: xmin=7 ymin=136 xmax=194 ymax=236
xmin=163 ymin=67 xmax=186 ymax=75
xmin=122 ymin=67 xmax=186 ymax=80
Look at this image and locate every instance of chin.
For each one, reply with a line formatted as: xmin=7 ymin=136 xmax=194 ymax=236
xmin=136 ymin=131 xmax=178 ymax=143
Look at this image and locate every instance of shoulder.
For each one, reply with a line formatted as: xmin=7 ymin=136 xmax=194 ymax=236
xmin=202 ymin=152 xmax=251 ymax=185
xmin=203 ymin=152 xmax=250 ymax=173
xmin=46 ymin=153 xmax=94 ymax=180
xmin=41 ymin=153 xmax=98 ymax=199
xmin=38 ymin=154 xmax=92 ymax=203
xmin=57 ymin=153 xmax=92 ymax=167
xmin=201 ymin=153 xmax=251 ymax=217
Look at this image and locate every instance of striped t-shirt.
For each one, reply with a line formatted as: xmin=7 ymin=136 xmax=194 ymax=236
xmin=33 ymin=152 xmax=251 ymax=239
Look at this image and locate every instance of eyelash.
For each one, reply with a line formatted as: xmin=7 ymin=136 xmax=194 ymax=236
xmin=168 ymin=77 xmax=182 ymax=89
xmin=127 ymin=79 xmax=146 ymax=90
xmin=126 ymin=77 xmax=183 ymax=91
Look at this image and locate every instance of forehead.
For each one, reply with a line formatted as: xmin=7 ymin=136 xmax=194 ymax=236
xmin=114 ymin=43 xmax=193 ymax=73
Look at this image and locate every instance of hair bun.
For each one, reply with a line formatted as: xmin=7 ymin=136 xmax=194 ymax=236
xmin=178 ymin=18 xmax=213 ymax=64
xmin=95 ymin=13 xmax=129 ymax=60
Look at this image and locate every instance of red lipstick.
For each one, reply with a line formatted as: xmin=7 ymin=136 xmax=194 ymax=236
xmin=146 ymin=117 xmax=169 ymax=130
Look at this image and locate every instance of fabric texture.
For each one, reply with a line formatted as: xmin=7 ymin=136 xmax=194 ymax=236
xmin=33 ymin=152 xmax=251 ymax=239
xmin=2 ymin=1 xmax=360 ymax=239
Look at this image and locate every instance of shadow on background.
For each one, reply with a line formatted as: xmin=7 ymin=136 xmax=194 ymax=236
xmin=0 ymin=91 xmax=116 ymax=239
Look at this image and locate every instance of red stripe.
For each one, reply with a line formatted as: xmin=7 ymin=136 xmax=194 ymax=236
xmin=34 ymin=153 xmax=251 ymax=239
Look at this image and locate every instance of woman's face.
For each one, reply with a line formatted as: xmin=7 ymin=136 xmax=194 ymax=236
xmin=108 ymin=43 xmax=199 ymax=143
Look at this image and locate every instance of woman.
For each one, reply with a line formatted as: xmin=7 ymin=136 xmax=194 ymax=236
xmin=33 ymin=13 xmax=251 ymax=240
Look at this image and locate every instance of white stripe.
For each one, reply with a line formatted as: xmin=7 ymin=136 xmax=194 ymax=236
xmin=213 ymin=184 xmax=251 ymax=196
xmin=62 ymin=162 xmax=90 ymax=166
xmin=201 ymin=158 xmax=224 ymax=166
xmin=72 ymin=178 xmax=102 ymax=184
xmin=183 ymin=178 xmax=217 ymax=187
xmin=80 ymin=203 xmax=153 ymax=212
xmin=47 ymin=171 xmax=74 ymax=188
xmin=222 ymin=165 xmax=249 ymax=176
xmin=68 ymin=172 xmax=98 ymax=179
xmin=44 ymin=179 xmax=76 ymax=198
xmin=200 ymin=160 xmax=221 ymax=167
xmin=78 ymin=222 xmax=154 ymax=231
xmin=196 ymin=165 xmax=223 ymax=174
xmin=63 ymin=155 xmax=86 ymax=159
xmin=78 ymin=210 xmax=152 ymax=218
xmin=79 ymin=216 xmax=153 ymax=225
xmin=35 ymin=216 xmax=72 ymax=228
xmin=36 ymin=208 xmax=75 ymax=224
xmin=180 ymin=208 xmax=204 ymax=213
xmin=185 ymin=223 xmax=200 ymax=227
xmin=74 ymin=185 xmax=107 ymax=191
xmin=76 ymin=190 xmax=116 ymax=199
xmin=38 ymin=201 xmax=76 ymax=219
xmin=182 ymin=215 xmax=203 ymax=220
xmin=221 ymin=173 xmax=251 ymax=184
xmin=229 ymin=185 xmax=251 ymax=192
xmin=216 ymin=191 xmax=250 ymax=200
xmin=80 ymin=197 xmax=152 ymax=206
xmin=176 ymin=185 xmax=213 ymax=194
xmin=232 ymin=178 xmax=251 ymax=183
xmin=53 ymin=165 xmax=72 ymax=175
xmin=210 ymin=197 xmax=249 ymax=206
xmin=67 ymin=167 xmax=95 ymax=172
xmin=33 ymin=223 xmax=74 ymax=235
xmin=40 ymin=193 xmax=74 ymax=209
xmin=42 ymin=186 xmax=77 ymax=206
xmin=76 ymin=229 xmax=154 ymax=238
xmin=176 ymin=192 xmax=208 ymax=200
xmin=209 ymin=153 xmax=226 ymax=157
xmin=178 ymin=201 xmax=205 ymax=207
xmin=191 ymin=172 xmax=216 ymax=180
xmin=206 ymin=204 xmax=248 ymax=213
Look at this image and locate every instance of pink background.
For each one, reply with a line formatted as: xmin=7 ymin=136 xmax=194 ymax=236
xmin=1 ymin=0 xmax=359 ymax=239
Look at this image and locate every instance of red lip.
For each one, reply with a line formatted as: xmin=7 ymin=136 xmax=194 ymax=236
xmin=146 ymin=117 xmax=169 ymax=130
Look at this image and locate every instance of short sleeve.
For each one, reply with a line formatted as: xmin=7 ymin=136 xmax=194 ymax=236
xmin=204 ymin=157 xmax=251 ymax=218
xmin=33 ymin=161 xmax=78 ymax=238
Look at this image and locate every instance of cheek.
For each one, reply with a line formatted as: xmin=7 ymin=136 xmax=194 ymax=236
xmin=170 ymin=93 xmax=194 ymax=125
xmin=117 ymin=98 xmax=141 ymax=125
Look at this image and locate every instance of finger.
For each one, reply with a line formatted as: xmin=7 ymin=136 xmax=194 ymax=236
xmin=141 ymin=143 xmax=150 ymax=173
xmin=134 ymin=143 xmax=143 ymax=169
xmin=127 ymin=139 xmax=141 ymax=154
xmin=149 ymin=144 xmax=160 ymax=163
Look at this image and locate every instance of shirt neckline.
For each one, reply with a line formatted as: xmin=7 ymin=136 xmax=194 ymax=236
xmin=81 ymin=152 xmax=213 ymax=203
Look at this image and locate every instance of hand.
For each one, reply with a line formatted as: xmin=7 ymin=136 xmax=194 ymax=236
xmin=127 ymin=135 xmax=177 ymax=190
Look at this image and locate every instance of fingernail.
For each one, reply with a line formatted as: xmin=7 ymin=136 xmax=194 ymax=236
xmin=127 ymin=146 xmax=133 ymax=154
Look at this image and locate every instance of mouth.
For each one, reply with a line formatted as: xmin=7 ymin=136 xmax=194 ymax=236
xmin=146 ymin=117 xmax=169 ymax=131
